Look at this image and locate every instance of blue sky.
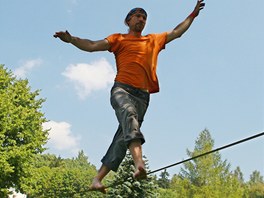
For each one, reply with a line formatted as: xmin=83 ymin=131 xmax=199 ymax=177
xmin=1 ymin=0 xmax=263 ymax=181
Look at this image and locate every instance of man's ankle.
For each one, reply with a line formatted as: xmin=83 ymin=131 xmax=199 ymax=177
xmin=93 ymin=177 xmax=102 ymax=182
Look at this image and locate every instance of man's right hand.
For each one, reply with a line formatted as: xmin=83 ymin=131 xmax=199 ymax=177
xmin=53 ymin=30 xmax=72 ymax=43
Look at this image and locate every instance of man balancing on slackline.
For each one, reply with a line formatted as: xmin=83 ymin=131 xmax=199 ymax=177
xmin=54 ymin=0 xmax=205 ymax=193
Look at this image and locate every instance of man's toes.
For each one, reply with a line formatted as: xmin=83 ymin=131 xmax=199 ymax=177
xmin=89 ymin=179 xmax=106 ymax=194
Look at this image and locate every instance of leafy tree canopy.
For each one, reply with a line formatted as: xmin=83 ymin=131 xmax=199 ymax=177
xmin=0 ymin=65 xmax=48 ymax=196
xmin=21 ymin=151 xmax=103 ymax=198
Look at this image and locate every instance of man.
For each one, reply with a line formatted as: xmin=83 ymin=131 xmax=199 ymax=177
xmin=54 ymin=0 xmax=205 ymax=193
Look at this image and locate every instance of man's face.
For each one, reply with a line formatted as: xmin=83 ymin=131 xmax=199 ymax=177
xmin=128 ymin=12 xmax=147 ymax=32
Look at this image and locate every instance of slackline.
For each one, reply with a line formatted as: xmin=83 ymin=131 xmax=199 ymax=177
xmin=148 ymin=131 xmax=264 ymax=175
xmin=105 ymin=131 xmax=264 ymax=189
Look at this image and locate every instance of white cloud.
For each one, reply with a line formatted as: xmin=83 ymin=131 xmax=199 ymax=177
xmin=43 ymin=120 xmax=80 ymax=155
xmin=14 ymin=58 xmax=42 ymax=78
xmin=62 ymin=58 xmax=115 ymax=99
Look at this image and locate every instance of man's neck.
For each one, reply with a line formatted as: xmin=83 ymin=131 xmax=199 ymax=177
xmin=128 ymin=31 xmax=142 ymax=38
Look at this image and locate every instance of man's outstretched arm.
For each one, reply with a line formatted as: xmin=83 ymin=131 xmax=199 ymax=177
xmin=166 ymin=0 xmax=205 ymax=44
xmin=54 ymin=30 xmax=110 ymax=52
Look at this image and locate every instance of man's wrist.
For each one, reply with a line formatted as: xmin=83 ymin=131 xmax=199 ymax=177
xmin=189 ymin=11 xmax=197 ymax=19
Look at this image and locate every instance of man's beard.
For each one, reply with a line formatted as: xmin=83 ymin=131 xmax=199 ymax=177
xmin=134 ymin=23 xmax=145 ymax=32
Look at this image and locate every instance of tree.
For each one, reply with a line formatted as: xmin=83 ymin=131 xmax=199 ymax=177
xmin=233 ymin=166 xmax=244 ymax=184
xmin=107 ymin=152 xmax=159 ymax=198
xmin=157 ymin=169 xmax=170 ymax=189
xmin=246 ymin=170 xmax=264 ymax=197
xmin=169 ymin=174 xmax=191 ymax=197
xmin=21 ymin=152 xmax=104 ymax=198
xmin=249 ymin=171 xmax=264 ymax=184
xmin=173 ymin=129 xmax=245 ymax=197
xmin=0 ymin=65 xmax=48 ymax=196
xmin=158 ymin=188 xmax=178 ymax=198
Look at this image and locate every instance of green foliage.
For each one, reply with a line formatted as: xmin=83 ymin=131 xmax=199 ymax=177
xmin=249 ymin=171 xmax=264 ymax=184
xmin=0 ymin=65 xmax=48 ymax=196
xmin=169 ymin=175 xmax=192 ymax=197
xmin=21 ymin=151 xmax=104 ymax=198
xmin=170 ymin=129 xmax=246 ymax=197
xmin=246 ymin=170 xmax=264 ymax=197
xmin=158 ymin=188 xmax=177 ymax=198
xmin=233 ymin=166 xmax=244 ymax=183
xmin=107 ymin=152 xmax=159 ymax=198
xmin=157 ymin=169 xmax=170 ymax=189
xmin=247 ymin=182 xmax=264 ymax=198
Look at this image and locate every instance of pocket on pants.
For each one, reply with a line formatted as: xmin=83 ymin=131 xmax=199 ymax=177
xmin=110 ymin=87 xmax=128 ymax=109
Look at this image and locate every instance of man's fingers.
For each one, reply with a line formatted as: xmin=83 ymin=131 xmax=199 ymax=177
xmin=200 ymin=3 xmax=205 ymax=10
xmin=53 ymin=31 xmax=60 ymax=37
xmin=53 ymin=31 xmax=66 ymax=38
xmin=53 ymin=32 xmax=60 ymax=38
xmin=198 ymin=0 xmax=205 ymax=6
xmin=199 ymin=1 xmax=205 ymax=10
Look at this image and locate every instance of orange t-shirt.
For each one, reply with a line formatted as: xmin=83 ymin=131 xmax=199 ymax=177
xmin=106 ymin=32 xmax=167 ymax=93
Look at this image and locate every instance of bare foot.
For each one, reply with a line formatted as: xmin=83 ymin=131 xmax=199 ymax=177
xmin=89 ymin=178 xmax=106 ymax=194
xmin=133 ymin=165 xmax=147 ymax=180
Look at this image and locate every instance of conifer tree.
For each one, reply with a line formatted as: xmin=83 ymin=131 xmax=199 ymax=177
xmin=107 ymin=152 xmax=159 ymax=198
xmin=174 ymin=129 xmax=245 ymax=197
xmin=157 ymin=169 xmax=170 ymax=189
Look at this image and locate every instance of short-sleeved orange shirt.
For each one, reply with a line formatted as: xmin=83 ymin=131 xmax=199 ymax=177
xmin=106 ymin=32 xmax=167 ymax=93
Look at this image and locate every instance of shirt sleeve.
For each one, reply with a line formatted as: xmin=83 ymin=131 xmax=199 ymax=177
xmin=106 ymin=33 xmax=120 ymax=53
xmin=154 ymin=32 xmax=168 ymax=51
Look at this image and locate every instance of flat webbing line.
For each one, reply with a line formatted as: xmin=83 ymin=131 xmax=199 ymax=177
xmin=147 ymin=131 xmax=264 ymax=175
